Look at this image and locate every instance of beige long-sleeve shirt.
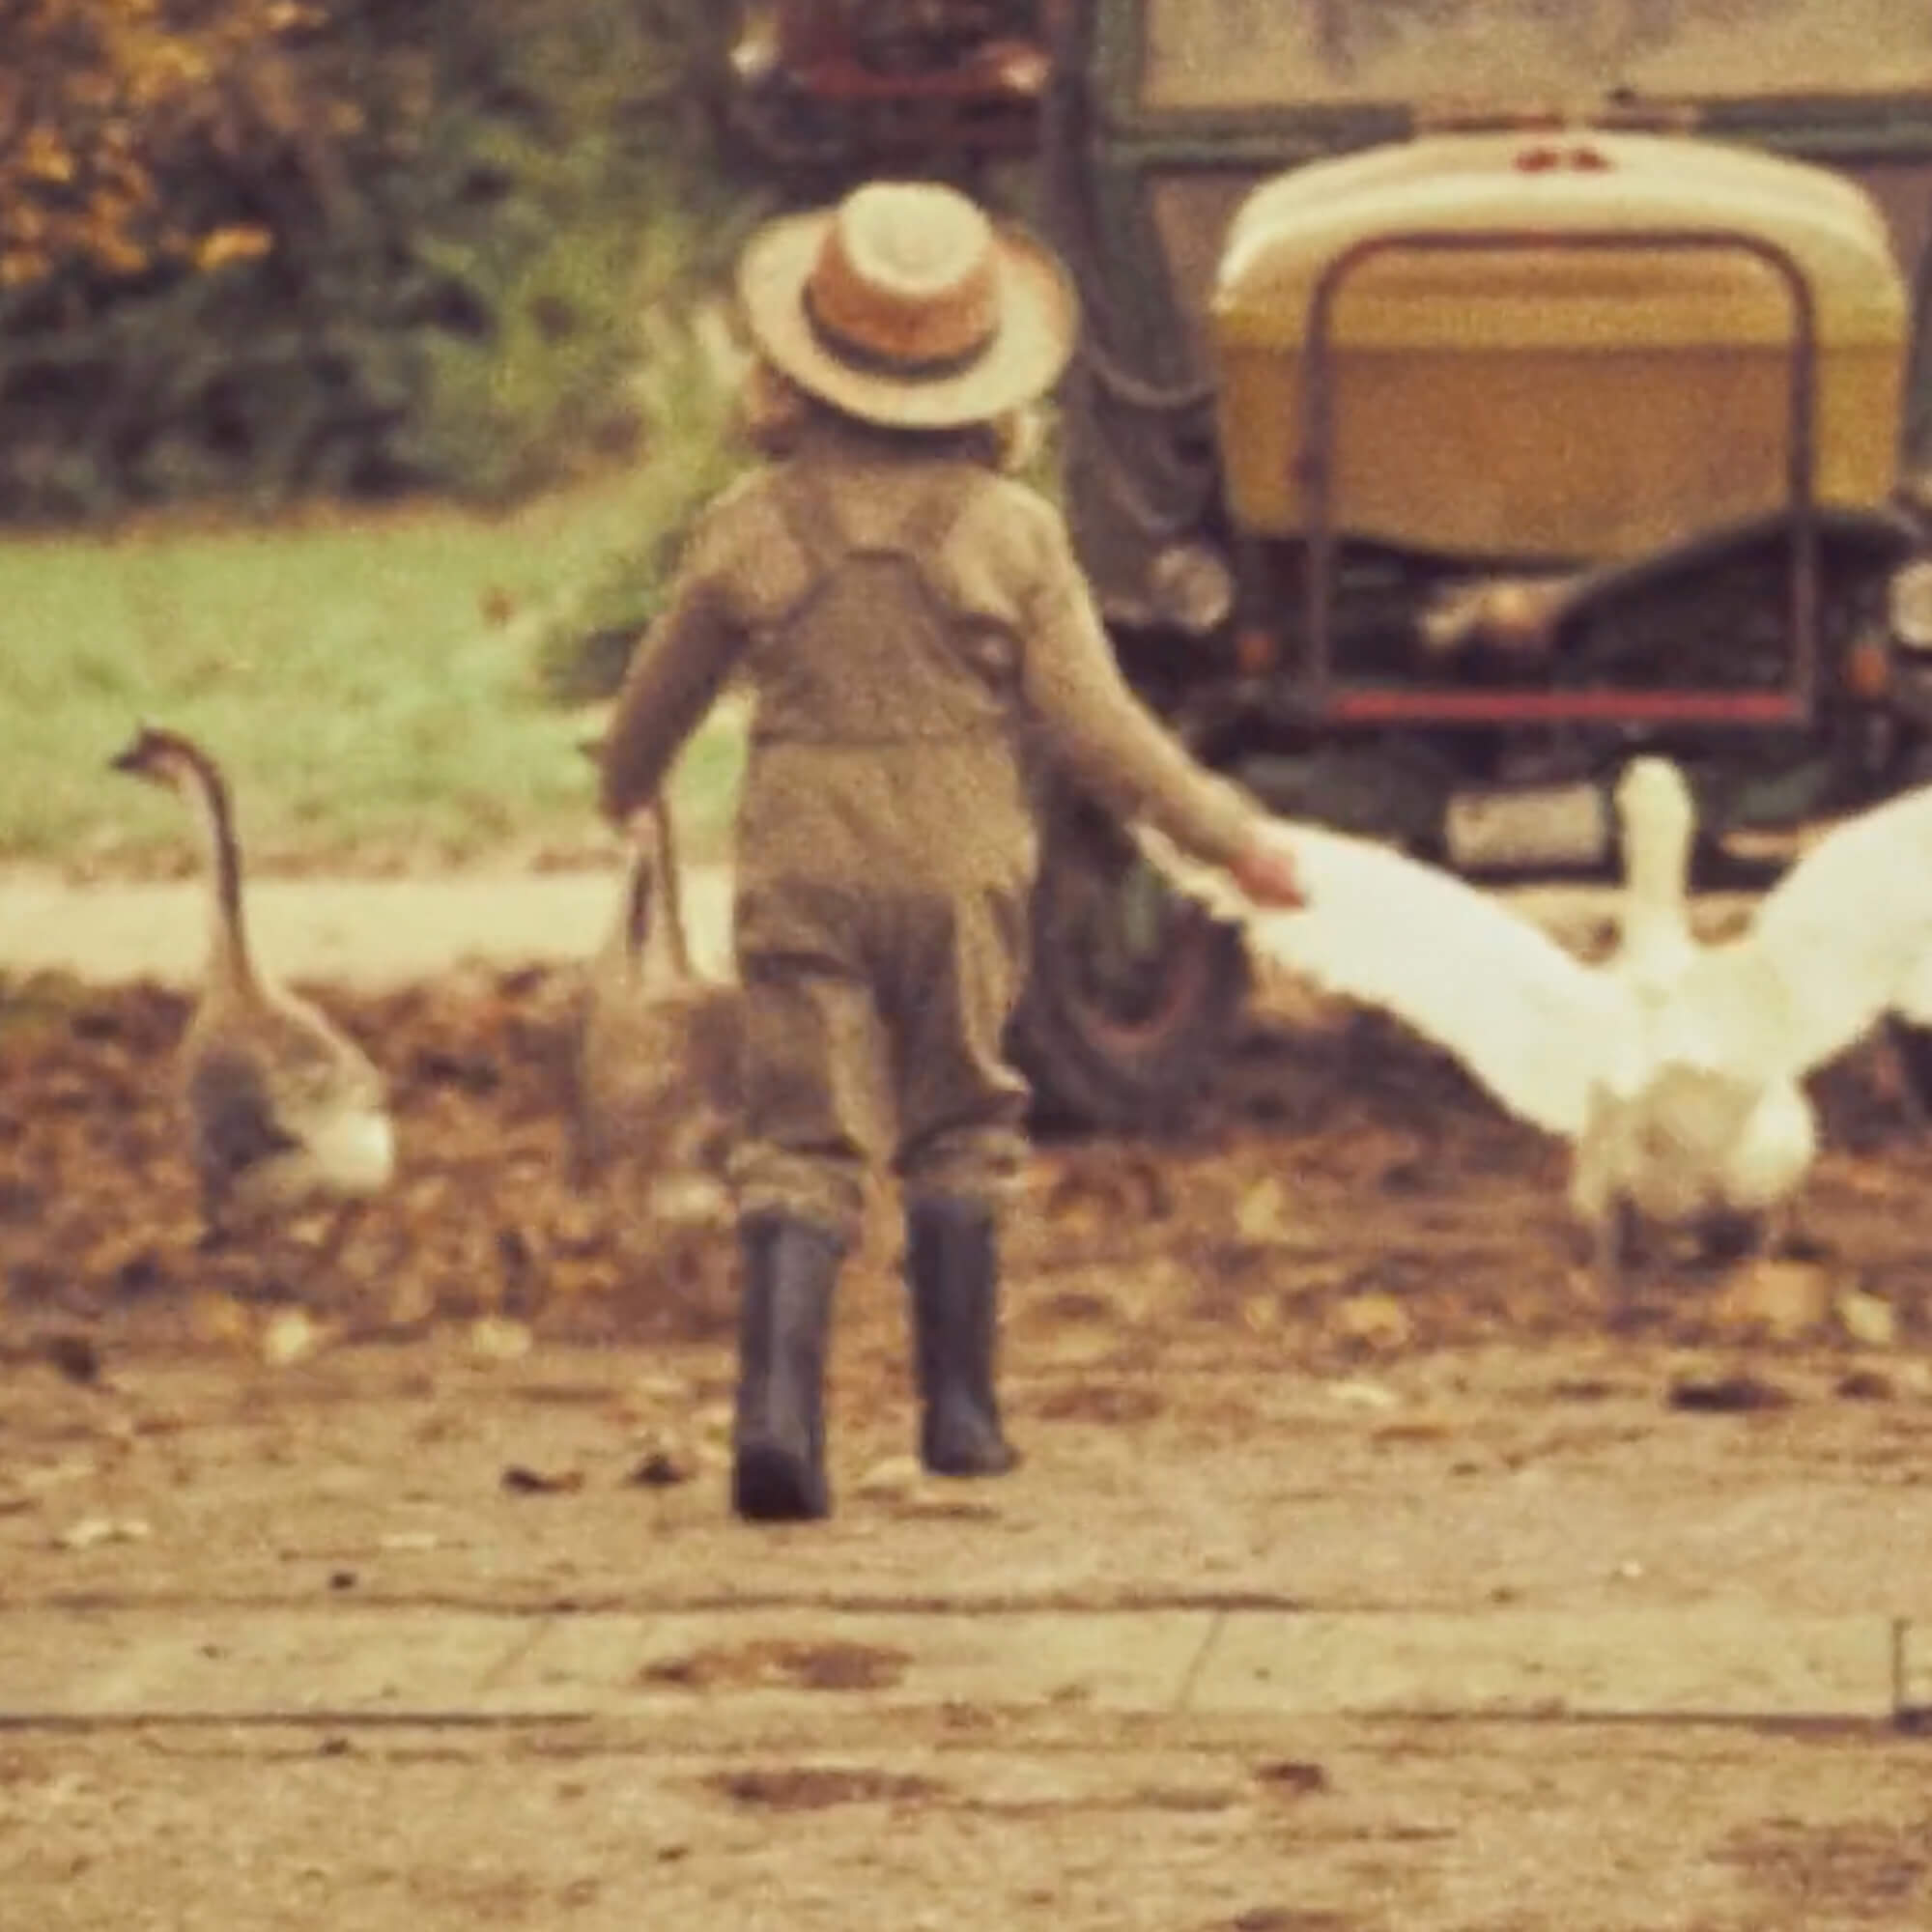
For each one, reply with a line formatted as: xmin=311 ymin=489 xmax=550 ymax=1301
xmin=601 ymin=429 xmax=1260 ymax=872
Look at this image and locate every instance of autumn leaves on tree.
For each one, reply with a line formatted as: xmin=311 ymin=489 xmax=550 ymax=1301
xmin=0 ymin=0 xmax=318 ymax=289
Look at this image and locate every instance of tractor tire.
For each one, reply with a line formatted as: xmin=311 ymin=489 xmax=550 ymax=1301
xmin=1009 ymin=784 xmax=1251 ymax=1134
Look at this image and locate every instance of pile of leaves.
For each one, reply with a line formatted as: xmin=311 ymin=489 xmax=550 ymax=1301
xmin=5 ymin=968 xmax=1932 ymax=1371
xmin=0 ymin=965 xmax=745 ymax=1355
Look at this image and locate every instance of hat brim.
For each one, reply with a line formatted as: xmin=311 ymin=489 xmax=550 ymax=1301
xmin=737 ymin=210 xmax=1080 ymax=430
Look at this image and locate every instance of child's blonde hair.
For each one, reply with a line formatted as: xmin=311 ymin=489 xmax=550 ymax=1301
xmin=737 ymin=355 xmax=1042 ymax=475
xmin=736 ymin=356 xmax=816 ymax=457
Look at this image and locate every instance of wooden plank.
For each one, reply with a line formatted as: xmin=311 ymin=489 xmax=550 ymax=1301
xmin=1187 ymin=1608 xmax=1900 ymax=1720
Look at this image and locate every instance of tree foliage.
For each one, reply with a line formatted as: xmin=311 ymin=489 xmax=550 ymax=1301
xmin=0 ymin=0 xmax=316 ymax=288
xmin=0 ymin=0 xmax=753 ymax=521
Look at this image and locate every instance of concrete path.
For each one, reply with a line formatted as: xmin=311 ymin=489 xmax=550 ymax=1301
xmin=0 ymin=859 xmax=1754 ymax=990
xmin=0 ymin=863 xmax=740 ymax=988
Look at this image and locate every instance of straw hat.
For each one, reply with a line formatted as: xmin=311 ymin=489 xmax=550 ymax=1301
xmin=735 ymin=181 xmax=1079 ymax=431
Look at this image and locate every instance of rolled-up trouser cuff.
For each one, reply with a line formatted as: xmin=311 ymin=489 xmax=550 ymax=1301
xmin=728 ymin=1147 xmax=868 ymax=1251
xmin=895 ymin=1125 xmax=1028 ymax=1210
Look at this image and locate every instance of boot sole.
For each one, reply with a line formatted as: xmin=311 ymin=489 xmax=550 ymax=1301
xmin=732 ymin=1444 xmax=829 ymax=1522
xmin=922 ymin=1433 xmax=1021 ymax=1479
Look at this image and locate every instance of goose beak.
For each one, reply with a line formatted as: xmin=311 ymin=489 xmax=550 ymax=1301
xmin=108 ymin=738 xmax=150 ymax=779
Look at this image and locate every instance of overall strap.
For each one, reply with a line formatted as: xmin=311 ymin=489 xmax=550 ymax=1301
xmin=769 ymin=462 xmax=850 ymax=580
xmin=890 ymin=465 xmax=979 ymax=580
xmin=771 ymin=459 xmax=981 ymax=584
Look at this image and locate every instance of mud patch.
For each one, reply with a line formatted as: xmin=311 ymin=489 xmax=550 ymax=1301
xmin=640 ymin=1637 xmax=912 ymax=1693
xmin=1032 ymin=1382 xmax=1166 ymax=1426
xmin=1720 ymin=1815 xmax=1932 ymax=1919
xmin=1223 ymin=1909 xmax=1359 ymax=1932
xmin=1253 ymin=1760 xmax=1332 ymax=1800
xmin=1125 ymin=1783 xmax=1237 ymax=1814
xmin=1667 ymin=1371 xmax=1798 ymax=1414
xmin=1031 ymin=1288 xmax=1128 ymax=1326
xmin=703 ymin=1765 xmax=946 ymax=1811
xmin=889 ymin=1497 xmax=1003 ymax=1522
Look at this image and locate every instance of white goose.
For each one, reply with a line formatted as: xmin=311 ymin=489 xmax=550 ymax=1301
xmin=1140 ymin=755 xmax=1932 ymax=1294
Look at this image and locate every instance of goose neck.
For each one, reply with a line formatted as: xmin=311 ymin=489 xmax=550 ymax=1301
xmin=181 ymin=759 xmax=256 ymax=990
xmin=649 ymin=797 xmax=693 ymax=980
xmin=1622 ymin=812 xmax=1692 ymax=918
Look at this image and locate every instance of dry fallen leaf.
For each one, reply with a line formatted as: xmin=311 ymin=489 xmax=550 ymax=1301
xmin=379 ymin=1531 xmax=440 ymax=1553
xmin=1235 ymin=1177 xmax=1291 ymax=1244
xmin=1834 ymin=1288 xmax=1897 ymax=1350
xmin=187 ymin=1292 xmax=253 ymax=1350
xmin=1239 ymin=1293 xmax=1282 ymax=1335
xmin=53 ymin=1516 xmax=152 ymax=1551
xmin=1328 ymin=1293 xmax=1413 ymax=1352
xmin=500 ymin=1463 xmax=584 ymax=1496
xmin=628 ymin=1372 xmax=696 ymax=1408
xmin=260 ymin=1308 xmax=327 ymax=1369
xmin=1327 ymin=1378 xmax=1402 ymax=1412
xmin=1711 ymin=1260 xmax=1833 ymax=1342
xmin=469 ymin=1316 xmax=533 ymax=1363
xmin=42 ymin=1333 xmax=102 ymax=1387
xmin=384 ymin=1273 xmax=438 ymax=1333
xmin=853 ymin=1456 xmax=924 ymax=1503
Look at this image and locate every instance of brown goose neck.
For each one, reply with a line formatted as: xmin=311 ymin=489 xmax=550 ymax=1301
xmin=648 ymin=795 xmax=693 ymax=979
xmin=180 ymin=751 xmax=255 ymax=988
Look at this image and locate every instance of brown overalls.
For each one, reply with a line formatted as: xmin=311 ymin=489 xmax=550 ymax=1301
xmin=603 ymin=417 xmax=1261 ymax=1243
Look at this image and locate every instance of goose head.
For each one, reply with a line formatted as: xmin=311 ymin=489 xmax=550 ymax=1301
xmin=110 ymin=722 xmax=253 ymax=982
xmin=1615 ymin=754 xmax=1696 ymax=861
xmin=109 ymin=722 xmax=219 ymax=794
xmin=1613 ymin=754 xmax=1693 ymax=831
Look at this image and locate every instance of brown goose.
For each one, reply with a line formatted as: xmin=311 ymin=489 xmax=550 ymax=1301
xmin=568 ymin=792 xmax=739 ymax=1194
xmin=108 ymin=725 xmax=395 ymax=1250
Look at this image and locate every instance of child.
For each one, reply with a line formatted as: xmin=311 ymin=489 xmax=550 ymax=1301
xmin=602 ymin=179 xmax=1304 ymax=1521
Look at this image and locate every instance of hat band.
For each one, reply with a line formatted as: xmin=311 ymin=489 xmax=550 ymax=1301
xmin=803 ymin=280 xmax=999 ymax=384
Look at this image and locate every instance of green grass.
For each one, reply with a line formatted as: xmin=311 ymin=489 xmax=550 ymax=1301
xmin=0 ymin=463 xmax=748 ymax=875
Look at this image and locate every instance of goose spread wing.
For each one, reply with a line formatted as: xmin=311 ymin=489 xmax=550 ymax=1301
xmin=1137 ymin=822 xmax=1628 ymax=1140
xmin=1700 ymin=781 xmax=1932 ymax=1080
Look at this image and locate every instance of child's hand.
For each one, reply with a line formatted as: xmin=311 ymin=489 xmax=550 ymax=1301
xmin=1227 ymin=826 xmax=1307 ymax=909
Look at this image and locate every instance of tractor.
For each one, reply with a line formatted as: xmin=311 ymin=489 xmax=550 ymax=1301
xmin=721 ymin=0 xmax=1932 ymax=1130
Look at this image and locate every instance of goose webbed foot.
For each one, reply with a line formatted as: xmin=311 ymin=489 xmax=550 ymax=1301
xmin=306 ymin=1199 xmax=367 ymax=1283
xmin=1690 ymin=1208 xmax=1768 ymax=1270
xmin=1772 ymin=1215 xmax=1829 ymax=1264
xmin=1880 ymin=1017 xmax=1932 ymax=1134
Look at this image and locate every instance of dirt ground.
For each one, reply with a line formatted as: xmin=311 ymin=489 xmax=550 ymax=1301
xmin=5 ymin=876 xmax=1932 ymax=1930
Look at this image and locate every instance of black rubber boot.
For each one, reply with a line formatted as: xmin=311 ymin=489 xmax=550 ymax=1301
xmin=731 ymin=1214 xmax=843 ymax=1522
xmin=906 ymin=1196 xmax=1019 ymax=1478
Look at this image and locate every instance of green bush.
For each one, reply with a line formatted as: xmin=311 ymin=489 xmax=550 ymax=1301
xmin=0 ymin=0 xmax=756 ymax=523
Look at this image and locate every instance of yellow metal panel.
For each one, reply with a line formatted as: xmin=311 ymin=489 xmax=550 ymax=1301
xmin=1210 ymin=130 xmax=1909 ymax=557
